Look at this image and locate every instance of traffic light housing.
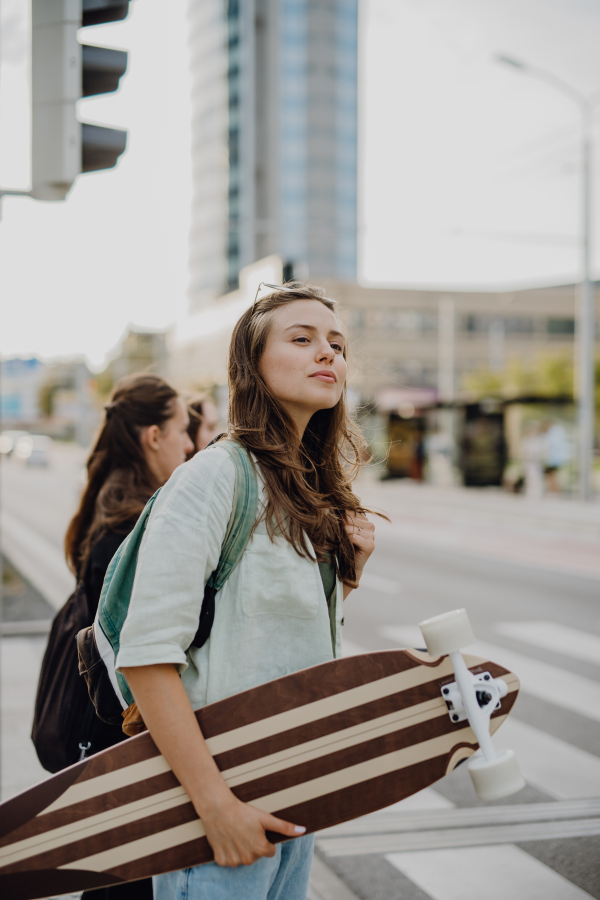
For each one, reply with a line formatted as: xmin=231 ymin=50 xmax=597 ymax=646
xmin=31 ymin=0 xmax=131 ymax=201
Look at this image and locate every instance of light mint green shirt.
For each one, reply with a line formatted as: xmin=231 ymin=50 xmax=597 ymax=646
xmin=116 ymin=443 xmax=342 ymax=710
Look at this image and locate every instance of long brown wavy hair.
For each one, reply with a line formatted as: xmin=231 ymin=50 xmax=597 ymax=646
xmin=228 ymin=283 xmax=369 ymax=585
xmin=65 ymin=374 xmax=178 ymax=576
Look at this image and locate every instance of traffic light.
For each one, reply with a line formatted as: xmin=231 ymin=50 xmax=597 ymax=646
xmin=31 ymin=0 xmax=131 ymax=201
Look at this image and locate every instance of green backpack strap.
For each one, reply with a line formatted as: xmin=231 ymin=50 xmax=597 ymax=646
xmin=97 ymin=489 xmax=163 ymax=707
xmin=191 ymin=440 xmax=258 ymax=646
xmin=208 ymin=440 xmax=259 ymax=592
xmin=97 ymin=439 xmax=258 ymax=706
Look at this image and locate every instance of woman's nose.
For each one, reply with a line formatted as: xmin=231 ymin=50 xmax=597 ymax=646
xmin=316 ymin=341 xmax=334 ymax=362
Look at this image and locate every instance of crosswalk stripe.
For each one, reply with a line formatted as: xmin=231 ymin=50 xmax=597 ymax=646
xmin=382 ymin=787 xmax=455 ymax=812
xmin=386 ymin=845 xmax=594 ymax=900
xmin=319 ymin=817 xmax=600 ymax=854
xmin=472 ymin=639 xmax=600 ymax=725
xmin=321 ymin=798 xmax=600 ymax=837
xmin=494 ymin=718 xmax=600 ymax=800
xmin=494 ymin=621 xmax=600 ymax=667
xmin=381 ymin=626 xmax=600 ymax=725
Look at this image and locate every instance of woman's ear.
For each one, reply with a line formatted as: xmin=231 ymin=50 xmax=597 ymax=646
xmin=141 ymin=424 xmax=161 ymax=453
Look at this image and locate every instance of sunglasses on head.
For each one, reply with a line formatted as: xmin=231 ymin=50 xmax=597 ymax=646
xmin=252 ymin=282 xmax=297 ymax=310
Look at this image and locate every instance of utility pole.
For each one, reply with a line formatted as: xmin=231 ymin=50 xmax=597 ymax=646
xmin=496 ymin=55 xmax=600 ymax=499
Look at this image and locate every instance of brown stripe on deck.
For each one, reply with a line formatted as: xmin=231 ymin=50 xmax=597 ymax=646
xmin=0 ymin=769 xmax=181 ymax=846
xmin=0 ymin=766 xmax=83 ymax=842
xmin=211 ymin=681 xmax=444 ymax=771
xmin=0 ymin=868 xmax=124 ymax=900
xmin=110 ymin=834 xmax=214 ymax=882
xmin=0 ymin=799 xmax=199 ymax=875
xmin=273 ymin=749 xmax=476 ymax=834
xmin=104 ymin=748 xmax=478 ymax=883
xmin=229 ymin=714 xmax=477 ymax=804
xmin=73 ymin=730 xmax=161 ymax=784
xmin=197 ymin=651 xmax=425 ymax=739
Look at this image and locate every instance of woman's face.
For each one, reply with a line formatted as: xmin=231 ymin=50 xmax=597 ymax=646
xmin=195 ymin=400 xmax=220 ymax=452
xmin=145 ymin=397 xmax=194 ymax=484
xmin=258 ymin=299 xmax=347 ymax=434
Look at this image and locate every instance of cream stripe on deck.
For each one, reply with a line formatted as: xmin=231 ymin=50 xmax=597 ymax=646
xmin=61 ymin=722 xmax=507 ymax=874
xmin=42 ymin=756 xmax=172 ymax=815
xmin=42 ymin=654 xmax=485 ymax=816
xmin=4 ymin=687 xmax=506 ymax=869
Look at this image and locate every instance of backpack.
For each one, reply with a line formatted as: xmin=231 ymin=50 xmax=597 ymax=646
xmin=77 ymin=440 xmax=259 ymax=727
xmin=31 ymin=579 xmax=103 ymax=773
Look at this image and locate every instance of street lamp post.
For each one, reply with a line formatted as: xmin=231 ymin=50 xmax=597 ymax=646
xmin=496 ymin=55 xmax=600 ymax=500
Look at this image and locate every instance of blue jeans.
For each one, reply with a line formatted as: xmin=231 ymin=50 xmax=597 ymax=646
xmin=153 ymin=835 xmax=314 ymax=900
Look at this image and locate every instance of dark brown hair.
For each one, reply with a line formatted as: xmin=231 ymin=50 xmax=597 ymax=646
xmin=228 ymin=283 xmax=369 ymax=585
xmin=185 ymin=393 xmax=208 ymax=456
xmin=65 ymin=374 xmax=178 ymax=575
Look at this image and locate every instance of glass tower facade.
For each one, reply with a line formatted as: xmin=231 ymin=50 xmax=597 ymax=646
xmin=188 ymin=0 xmax=358 ymax=308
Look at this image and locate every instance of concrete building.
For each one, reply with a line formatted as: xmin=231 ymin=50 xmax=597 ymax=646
xmin=107 ymin=328 xmax=168 ymax=385
xmin=169 ymin=258 xmax=598 ymax=412
xmin=0 ymin=358 xmax=46 ymax=427
xmin=187 ymin=0 xmax=358 ymax=308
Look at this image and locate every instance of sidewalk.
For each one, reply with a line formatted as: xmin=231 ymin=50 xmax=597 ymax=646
xmin=357 ymin=474 xmax=600 ymax=580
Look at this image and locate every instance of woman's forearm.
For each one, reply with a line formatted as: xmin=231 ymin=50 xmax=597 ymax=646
xmin=121 ymin=664 xmax=230 ymax=816
xmin=121 ymin=663 xmax=305 ymax=868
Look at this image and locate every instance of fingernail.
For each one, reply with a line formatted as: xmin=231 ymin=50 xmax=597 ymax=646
xmin=294 ymin=825 xmax=306 ymax=834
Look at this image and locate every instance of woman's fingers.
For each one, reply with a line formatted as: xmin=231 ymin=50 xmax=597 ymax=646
xmin=205 ymin=800 xmax=306 ymax=868
xmin=344 ymin=514 xmax=376 ymax=586
xmin=258 ymin=810 xmax=306 ymax=838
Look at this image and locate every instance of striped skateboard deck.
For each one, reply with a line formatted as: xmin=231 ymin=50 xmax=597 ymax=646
xmin=0 ymin=648 xmax=519 ymax=899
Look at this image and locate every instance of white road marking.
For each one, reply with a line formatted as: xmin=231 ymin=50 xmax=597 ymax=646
xmin=387 ymin=844 xmax=594 ymax=900
xmin=382 ymin=627 xmax=600 ymax=725
xmin=382 ymin=787 xmax=455 ymax=813
xmin=493 ymin=717 xmax=600 ymax=800
xmin=495 ymin=621 xmax=600 ymax=667
xmin=0 ymin=509 xmax=74 ymax=611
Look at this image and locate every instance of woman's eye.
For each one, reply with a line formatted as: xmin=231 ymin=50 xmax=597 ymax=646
xmin=331 ymin=342 xmax=343 ymax=352
xmin=294 ymin=336 xmax=310 ymax=344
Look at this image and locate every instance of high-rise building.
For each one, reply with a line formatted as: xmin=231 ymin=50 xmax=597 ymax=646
xmin=187 ymin=0 xmax=358 ymax=309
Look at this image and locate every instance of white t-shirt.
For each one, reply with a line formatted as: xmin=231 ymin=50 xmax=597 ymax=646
xmin=116 ymin=443 xmax=342 ymax=710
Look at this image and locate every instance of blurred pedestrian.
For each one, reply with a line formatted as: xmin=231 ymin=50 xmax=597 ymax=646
xmin=522 ymin=420 xmax=545 ymax=499
xmin=185 ymin=393 xmax=220 ymax=458
xmin=542 ymin=419 xmax=571 ymax=493
xmin=64 ymin=373 xmax=194 ymax=900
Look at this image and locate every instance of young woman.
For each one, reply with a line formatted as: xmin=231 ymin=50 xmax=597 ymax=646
xmin=65 ymin=373 xmax=194 ymax=900
xmin=185 ymin=393 xmax=221 ymax=458
xmin=117 ymin=285 xmax=376 ymax=900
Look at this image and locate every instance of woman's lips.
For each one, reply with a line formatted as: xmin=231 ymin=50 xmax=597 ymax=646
xmin=310 ymin=371 xmax=336 ymax=383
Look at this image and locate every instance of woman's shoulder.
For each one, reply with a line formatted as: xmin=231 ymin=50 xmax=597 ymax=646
xmin=153 ymin=442 xmax=238 ymax=521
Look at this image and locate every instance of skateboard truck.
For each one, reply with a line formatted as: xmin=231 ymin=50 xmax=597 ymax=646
xmin=419 ymin=608 xmax=526 ymax=802
xmin=441 ymin=671 xmax=507 ymax=724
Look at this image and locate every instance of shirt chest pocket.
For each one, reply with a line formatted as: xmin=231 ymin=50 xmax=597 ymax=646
xmin=241 ymin=533 xmax=321 ymax=619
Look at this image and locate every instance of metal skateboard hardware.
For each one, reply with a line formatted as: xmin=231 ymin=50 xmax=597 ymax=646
xmin=441 ymin=671 xmax=506 ymax=724
xmin=419 ymin=608 xmax=526 ymax=801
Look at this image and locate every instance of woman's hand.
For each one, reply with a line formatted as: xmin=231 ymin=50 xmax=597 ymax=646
xmin=201 ymin=791 xmax=305 ymax=867
xmin=344 ymin=512 xmax=375 ymax=596
xmin=122 ymin=664 xmax=305 ymax=868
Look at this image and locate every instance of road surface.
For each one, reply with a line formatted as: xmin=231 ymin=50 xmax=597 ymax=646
xmin=1 ymin=449 xmax=599 ymax=899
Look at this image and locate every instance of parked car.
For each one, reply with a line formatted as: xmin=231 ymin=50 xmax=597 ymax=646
xmin=14 ymin=434 xmax=53 ymax=466
xmin=0 ymin=430 xmax=29 ymax=456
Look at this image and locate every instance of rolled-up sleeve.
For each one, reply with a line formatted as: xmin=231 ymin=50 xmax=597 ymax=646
xmin=116 ymin=446 xmax=236 ymax=672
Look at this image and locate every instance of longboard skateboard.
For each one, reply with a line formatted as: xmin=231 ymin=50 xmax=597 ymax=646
xmin=0 ymin=616 xmax=521 ymax=899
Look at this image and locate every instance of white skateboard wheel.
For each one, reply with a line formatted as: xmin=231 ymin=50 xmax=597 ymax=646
xmin=468 ymin=749 xmax=526 ymax=801
xmin=418 ymin=609 xmax=476 ymax=656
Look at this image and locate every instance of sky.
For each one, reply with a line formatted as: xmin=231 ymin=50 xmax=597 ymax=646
xmin=1 ymin=0 xmax=600 ymax=368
